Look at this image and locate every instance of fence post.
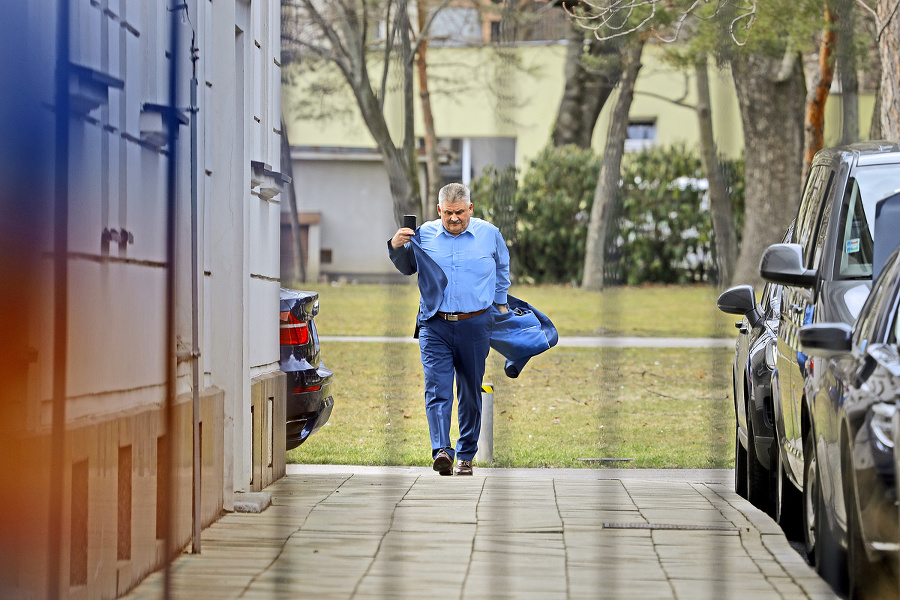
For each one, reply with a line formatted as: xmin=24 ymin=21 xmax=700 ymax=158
xmin=477 ymin=383 xmax=493 ymax=463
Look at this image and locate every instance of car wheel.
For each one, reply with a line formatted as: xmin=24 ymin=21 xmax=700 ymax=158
xmin=735 ymin=419 xmax=748 ymax=499
xmin=802 ymin=427 xmax=818 ymax=563
xmin=746 ymin=411 xmax=770 ymax=511
xmin=776 ymin=444 xmax=803 ymax=540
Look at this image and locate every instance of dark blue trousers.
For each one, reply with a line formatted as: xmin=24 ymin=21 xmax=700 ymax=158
xmin=418 ymin=309 xmax=493 ymax=461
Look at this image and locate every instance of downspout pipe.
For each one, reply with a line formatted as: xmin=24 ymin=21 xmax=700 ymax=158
xmin=163 ymin=2 xmax=181 ymax=597
xmin=189 ymin=34 xmax=202 ymax=555
xmin=49 ymin=0 xmax=70 ymax=597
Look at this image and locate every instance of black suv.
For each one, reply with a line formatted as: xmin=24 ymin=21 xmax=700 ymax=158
xmin=759 ymin=142 xmax=900 ymax=581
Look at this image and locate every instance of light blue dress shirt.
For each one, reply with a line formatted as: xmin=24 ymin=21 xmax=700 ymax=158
xmin=417 ymin=217 xmax=510 ymax=313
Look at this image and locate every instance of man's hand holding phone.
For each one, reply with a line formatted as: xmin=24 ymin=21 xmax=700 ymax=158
xmin=391 ymin=215 xmax=417 ymax=249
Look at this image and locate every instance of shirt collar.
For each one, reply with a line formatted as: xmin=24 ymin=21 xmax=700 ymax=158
xmin=439 ymin=219 xmax=476 ymax=238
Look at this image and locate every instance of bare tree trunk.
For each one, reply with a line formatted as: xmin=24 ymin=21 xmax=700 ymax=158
xmin=582 ymin=40 xmax=644 ymax=291
xmin=552 ymin=20 xmax=621 ymax=149
xmin=695 ymin=58 xmax=735 ymax=288
xmin=801 ymin=7 xmax=837 ymax=184
xmin=835 ymin=0 xmax=858 ymax=144
xmin=399 ymin=0 xmax=422 ymax=220
xmin=354 ymin=79 xmax=419 ymax=223
xmin=730 ymin=52 xmax=807 ymax=286
xmin=871 ymin=78 xmax=883 ymax=139
xmin=280 ymin=117 xmax=305 ymax=283
xmin=877 ymin=0 xmax=900 ymax=138
xmin=416 ymin=0 xmax=442 ymax=206
xmin=293 ymin=0 xmax=421 ymax=225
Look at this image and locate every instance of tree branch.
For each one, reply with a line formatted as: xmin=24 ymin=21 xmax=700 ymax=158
xmin=409 ymin=0 xmax=453 ymax=64
xmin=855 ymin=0 xmax=878 ymax=20
xmin=381 ymin=0 xmax=400 ymax=110
xmin=281 ymin=33 xmax=334 ymax=61
xmin=299 ymin=0 xmax=354 ymax=74
xmin=564 ymin=0 xmax=759 ymax=46
xmin=635 ymin=89 xmax=694 ymax=110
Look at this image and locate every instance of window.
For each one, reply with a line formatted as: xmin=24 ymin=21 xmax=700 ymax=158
xmin=838 ymin=163 xmax=900 ymax=278
xmin=793 ymin=166 xmax=831 ymax=268
xmin=810 ymin=175 xmax=835 ymax=271
xmin=762 ymin=282 xmax=783 ymax=321
xmin=838 ymin=178 xmax=874 ymax=278
xmin=854 ymin=253 xmax=899 ymax=349
xmin=625 ymin=121 xmax=656 ymax=152
xmin=490 ymin=20 xmax=501 ymax=42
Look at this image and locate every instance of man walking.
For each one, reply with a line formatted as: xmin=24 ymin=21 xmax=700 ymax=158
xmin=388 ymin=183 xmax=510 ymax=475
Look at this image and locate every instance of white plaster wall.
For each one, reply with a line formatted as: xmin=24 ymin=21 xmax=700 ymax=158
xmin=51 ymin=0 xmax=284 ymax=503
xmin=290 ymin=157 xmax=401 ymax=278
xmin=207 ymin=0 xmax=247 ymax=500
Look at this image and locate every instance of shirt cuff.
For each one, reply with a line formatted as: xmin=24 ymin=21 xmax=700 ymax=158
xmin=493 ymin=293 xmax=508 ymax=306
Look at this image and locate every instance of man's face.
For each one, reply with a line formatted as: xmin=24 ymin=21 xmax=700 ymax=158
xmin=438 ymin=199 xmax=472 ymax=236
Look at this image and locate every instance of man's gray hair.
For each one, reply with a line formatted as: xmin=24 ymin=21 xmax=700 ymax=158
xmin=438 ymin=182 xmax=471 ymax=207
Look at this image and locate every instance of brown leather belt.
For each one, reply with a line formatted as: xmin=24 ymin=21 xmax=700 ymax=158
xmin=435 ymin=308 xmax=488 ymax=322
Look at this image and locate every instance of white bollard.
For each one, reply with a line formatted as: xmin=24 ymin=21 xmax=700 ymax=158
xmin=477 ymin=383 xmax=493 ymax=463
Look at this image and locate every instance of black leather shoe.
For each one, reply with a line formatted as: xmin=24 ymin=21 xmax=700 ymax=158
xmin=453 ymin=459 xmax=473 ymax=476
xmin=433 ymin=449 xmax=453 ymax=475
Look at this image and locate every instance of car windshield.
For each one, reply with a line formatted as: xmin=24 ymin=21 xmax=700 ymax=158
xmin=838 ymin=164 xmax=900 ymax=278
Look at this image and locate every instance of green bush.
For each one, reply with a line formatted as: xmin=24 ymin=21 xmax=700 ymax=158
xmin=473 ymin=144 xmax=744 ymax=286
xmin=513 ymin=145 xmax=601 ymax=284
xmin=609 ymin=145 xmax=710 ymax=284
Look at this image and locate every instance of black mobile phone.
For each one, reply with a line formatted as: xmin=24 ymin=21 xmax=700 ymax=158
xmin=403 ymin=215 xmax=417 ymax=230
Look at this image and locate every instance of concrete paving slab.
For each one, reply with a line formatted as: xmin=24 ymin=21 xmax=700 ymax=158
xmin=119 ymin=467 xmax=839 ymax=600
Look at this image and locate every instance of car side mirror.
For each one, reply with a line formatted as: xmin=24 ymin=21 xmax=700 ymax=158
xmin=717 ymin=285 xmax=763 ymax=329
xmin=759 ymin=243 xmax=817 ymax=288
xmin=798 ymin=323 xmax=852 ymax=357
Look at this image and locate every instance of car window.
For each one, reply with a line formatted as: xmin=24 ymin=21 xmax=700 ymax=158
xmin=838 ymin=178 xmax=875 ymax=278
xmin=855 ymin=252 xmax=900 ymax=349
xmin=810 ymin=173 xmax=835 ymax=271
xmin=839 ymin=164 xmax=900 ymax=279
xmin=762 ymin=282 xmax=782 ymax=319
xmin=795 ymin=167 xmax=831 ymax=269
xmin=891 ymin=295 xmax=900 ymax=344
xmin=878 ymin=251 xmax=900 ymax=344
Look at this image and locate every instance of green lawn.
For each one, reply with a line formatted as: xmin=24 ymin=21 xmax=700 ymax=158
xmin=304 ymin=282 xmax=739 ymax=339
xmin=288 ymin=283 xmax=738 ymax=469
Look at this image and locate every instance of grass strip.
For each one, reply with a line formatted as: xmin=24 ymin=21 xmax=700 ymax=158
xmin=288 ymin=342 xmax=735 ymax=469
xmin=302 ymin=283 xmax=739 ymax=339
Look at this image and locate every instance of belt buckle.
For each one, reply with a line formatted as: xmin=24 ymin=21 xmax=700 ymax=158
xmin=446 ymin=313 xmax=459 ymax=321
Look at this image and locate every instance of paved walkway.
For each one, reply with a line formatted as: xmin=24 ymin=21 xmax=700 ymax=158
xmin=121 ymin=466 xmax=836 ymax=600
xmin=320 ymin=336 xmax=736 ymax=348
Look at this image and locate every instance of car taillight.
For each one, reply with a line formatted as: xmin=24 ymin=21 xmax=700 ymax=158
xmin=293 ymin=384 xmax=322 ymax=394
xmin=280 ymin=311 xmax=309 ymax=345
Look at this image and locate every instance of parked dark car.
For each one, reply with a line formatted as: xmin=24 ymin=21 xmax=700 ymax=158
xmin=718 ymin=280 xmax=783 ymax=512
xmin=759 ymin=142 xmax=900 ymax=586
xmin=799 ymin=244 xmax=900 ymax=599
xmin=280 ymin=288 xmax=334 ymax=450
xmin=718 ymin=227 xmax=793 ymax=512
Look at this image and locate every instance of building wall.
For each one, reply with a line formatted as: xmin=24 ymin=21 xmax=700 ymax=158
xmin=289 ymin=152 xmax=406 ymax=282
xmin=281 ymin=43 xmax=746 ymax=282
xmin=283 ymin=43 xmax=747 ymax=172
xmin=282 ymin=40 xmax=876 ymax=283
xmin=0 ymin=0 xmax=286 ymax=597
